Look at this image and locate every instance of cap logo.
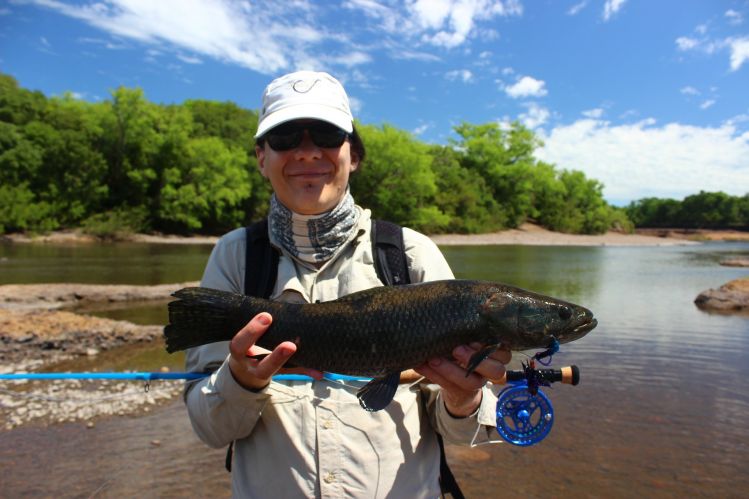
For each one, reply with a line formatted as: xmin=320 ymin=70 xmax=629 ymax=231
xmin=292 ymin=78 xmax=320 ymax=94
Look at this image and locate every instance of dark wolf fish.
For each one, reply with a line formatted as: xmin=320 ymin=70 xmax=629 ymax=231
xmin=164 ymin=280 xmax=597 ymax=411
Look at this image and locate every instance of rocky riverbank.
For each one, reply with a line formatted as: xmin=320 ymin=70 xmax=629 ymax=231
xmin=0 ymin=282 xmax=197 ymax=430
xmin=0 ymin=281 xmax=199 ymax=311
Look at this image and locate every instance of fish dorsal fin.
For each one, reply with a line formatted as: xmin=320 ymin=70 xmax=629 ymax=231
xmin=357 ymin=372 xmax=401 ymax=411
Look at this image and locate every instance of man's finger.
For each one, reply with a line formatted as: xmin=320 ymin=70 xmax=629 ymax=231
xmin=452 ymin=345 xmax=507 ymax=381
xmin=229 ymin=312 xmax=273 ymax=360
xmin=252 ymin=341 xmax=297 ymax=380
xmin=418 ymin=357 xmax=485 ymax=392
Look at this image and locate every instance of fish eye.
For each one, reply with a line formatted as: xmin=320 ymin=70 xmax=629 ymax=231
xmin=558 ymin=306 xmax=572 ymax=320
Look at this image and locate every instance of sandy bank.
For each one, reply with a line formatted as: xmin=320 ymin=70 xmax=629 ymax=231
xmin=429 ymin=223 xmax=698 ymax=246
xmin=0 ymin=281 xmax=199 ymax=311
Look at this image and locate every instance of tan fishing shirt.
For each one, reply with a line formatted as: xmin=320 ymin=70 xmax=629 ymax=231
xmin=184 ymin=208 xmax=498 ymax=498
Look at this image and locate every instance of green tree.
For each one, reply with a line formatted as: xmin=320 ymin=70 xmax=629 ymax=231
xmin=99 ymin=87 xmax=163 ymax=208
xmin=452 ymin=121 xmax=542 ymax=227
xmin=185 ymin=99 xmax=269 ymax=222
xmin=678 ymin=191 xmax=738 ymax=228
xmin=428 ymin=145 xmax=506 ymax=233
xmin=351 ymin=124 xmax=449 ymax=232
xmin=0 ymin=74 xmax=46 ymax=125
xmin=158 ymin=137 xmax=251 ymax=232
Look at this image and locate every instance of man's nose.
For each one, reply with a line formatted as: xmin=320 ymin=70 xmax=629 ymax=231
xmin=294 ymin=130 xmax=322 ymax=160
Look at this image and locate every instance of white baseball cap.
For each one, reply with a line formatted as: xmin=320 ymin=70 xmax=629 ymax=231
xmin=254 ymin=71 xmax=354 ymax=138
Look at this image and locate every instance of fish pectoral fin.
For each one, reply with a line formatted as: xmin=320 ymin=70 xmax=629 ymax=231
xmin=357 ymin=372 xmax=401 ymax=412
xmin=465 ymin=344 xmax=500 ymax=376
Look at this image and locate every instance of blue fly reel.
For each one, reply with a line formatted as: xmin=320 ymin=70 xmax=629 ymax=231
xmin=495 ymin=382 xmax=554 ymax=446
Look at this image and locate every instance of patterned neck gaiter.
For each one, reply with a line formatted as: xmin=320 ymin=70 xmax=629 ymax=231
xmin=268 ymin=190 xmax=360 ymax=264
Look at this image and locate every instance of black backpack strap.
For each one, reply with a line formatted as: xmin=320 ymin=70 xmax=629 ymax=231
xmin=244 ymin=218 xmax=279 ymax=299
xmin=371 ymin=219 xmax=463 ymax=498
xmin=371 ymin=219 xmax=411 ymax=286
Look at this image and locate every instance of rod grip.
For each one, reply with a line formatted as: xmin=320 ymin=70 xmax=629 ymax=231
xmin=497 ymin=365 xmax=579 ymax=386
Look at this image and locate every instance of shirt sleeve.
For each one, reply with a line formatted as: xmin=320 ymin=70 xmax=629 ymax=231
xmin=403 ymin=227 xmax=498 ymax=445
xmin=183 ymin=229 xmax=272 ymax=448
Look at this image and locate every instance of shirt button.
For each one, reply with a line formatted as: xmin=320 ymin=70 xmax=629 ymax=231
xmin=323 ymin=419 xmax=333 ymax=429
xmin=324 ymin=472 xmax=336 ymax=484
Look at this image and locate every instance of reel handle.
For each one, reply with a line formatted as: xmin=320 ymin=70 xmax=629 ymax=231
xmin=497 ymin=365 xmax=580 ymax=386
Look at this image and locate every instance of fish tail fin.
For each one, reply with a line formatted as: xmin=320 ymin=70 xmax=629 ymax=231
xmin=163 ymin=287 xmax=248 ymax=353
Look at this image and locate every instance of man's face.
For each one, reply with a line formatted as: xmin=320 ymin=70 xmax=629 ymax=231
xmin=256 ymin=120 xmax=358 ymax=215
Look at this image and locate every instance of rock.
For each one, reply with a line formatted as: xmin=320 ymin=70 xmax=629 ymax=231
xmin=695 ymin=278 xmax=749 ymax=312
xmin=86 ymin=348 xmax=100 ymax=356
xmin=720 ymin=259 xmax=749 ymax=268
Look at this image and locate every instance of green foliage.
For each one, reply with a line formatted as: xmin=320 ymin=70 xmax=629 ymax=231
xmin=0 ymin=183 xmax=57 ymax=233
xmin=428 ymin=145 xmax=506 ymax=233
xmin=81 ymin=206 xmax=149 ymax=240
xmin=626 ymin=191 xmax=749 ymax=229
xmin=351 ymin=124 xmax=449 ymax=232
xmin=0 ymin=71 xmax=663 ymax=236
xmin=158 ymin=137 xmax=251 ymax=232
xmin=453 ymin=122 xmax=541 ymax=228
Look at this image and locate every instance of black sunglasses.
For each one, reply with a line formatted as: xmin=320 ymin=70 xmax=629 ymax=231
xmin=263 ymin=121 xmax=349 ymax=151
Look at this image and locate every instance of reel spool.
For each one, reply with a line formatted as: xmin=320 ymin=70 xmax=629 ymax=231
xmin=495 ymin=382 xmax=554 ymax=446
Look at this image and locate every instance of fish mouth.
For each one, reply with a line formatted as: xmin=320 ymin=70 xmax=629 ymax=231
xmin=560 ymin=317 xmax=598 ymax=344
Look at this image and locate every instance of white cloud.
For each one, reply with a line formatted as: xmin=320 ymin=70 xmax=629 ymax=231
xmin=676 ymin=28 xmax=749 ymax=71
xmin=725 ymin=9 xmax=743 ymax=26
xmin=413 ymin=122 xmax=433 ymax=136
xmin=504 ymin=76 xmax=548 ymax=98
xmin=28 ymin=0 xmax=370 ymax=75
xmin=728 ymin=37 xmax=749 ymax=71
xmin=445 ymin=69 xmax=473 ymax=83
xmin=177 ymin=54 xmax=202 ymax=64
xmin=519 ymin=102 xmax=550 ymax=129
xmin=680 ymin=86 xmax=700 ymax=96
xmin=30 ymin=0 xmax=524 ymax=77
xmin=700 ymin=99 xmax=716 ymax=110
xmin=602 ymin=0 xmax=627 ymax=22
xmin=567 ymin=1 xmax=587 ymax=16
xmin=348 ymin=96 xmax=363 ymax=115
xmin=537 ymin=119 xmax=749 ymax=203
xmin=582 ymin=108 xmax=604 ymax=118
xmin=675 ymin=36 xmax=700 ymax=51
xmin=350 ymin=0 xmax=522 ymax=49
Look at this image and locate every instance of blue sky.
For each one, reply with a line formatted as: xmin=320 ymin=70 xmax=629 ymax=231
xmin=1 ymin=0 xmax=748 ymax=205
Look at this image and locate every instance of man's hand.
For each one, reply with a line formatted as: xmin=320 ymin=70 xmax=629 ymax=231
xmin=228 ymin=312 xmax=323 ymax=391
xmin=415 ymin=343 xmax=511 ymax=417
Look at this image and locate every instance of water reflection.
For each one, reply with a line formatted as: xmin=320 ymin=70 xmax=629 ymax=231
xmin=441 ymin=245 xmax=605 ymax=303
xmin=0 ymin=241 xmax=212 ymax=285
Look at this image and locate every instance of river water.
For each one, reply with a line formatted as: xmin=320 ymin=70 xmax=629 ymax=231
xmin=1 ymin=241 xmax=748 ymax=497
